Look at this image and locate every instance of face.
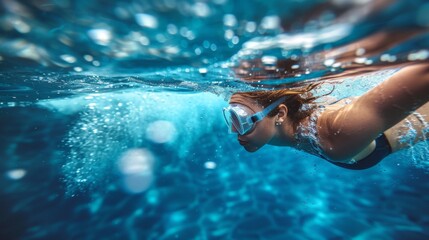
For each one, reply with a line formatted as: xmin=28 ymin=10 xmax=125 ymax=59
xmin=228 ymin=95 xmax=277 ymax=152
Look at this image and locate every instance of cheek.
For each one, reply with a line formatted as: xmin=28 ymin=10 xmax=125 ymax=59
xmin=248 ymin=119 xmax=275 ymax=145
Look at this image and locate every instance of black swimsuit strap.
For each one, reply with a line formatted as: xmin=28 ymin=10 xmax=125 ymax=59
xmin=327 ymin=134 xmax=392 ymax=170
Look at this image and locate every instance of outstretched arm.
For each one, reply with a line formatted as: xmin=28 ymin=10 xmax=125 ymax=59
xmin=319 ymin=63 xmax=429 ymax=161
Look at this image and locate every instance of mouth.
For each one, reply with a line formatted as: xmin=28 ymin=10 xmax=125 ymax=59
xmin=238 ymin=139 xmax=248 ymax=145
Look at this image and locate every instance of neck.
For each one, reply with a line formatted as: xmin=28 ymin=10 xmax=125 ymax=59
xmin=270 ymin=116 xmax=315 ymax=150
xmin=270 ymin=117 xmax=306 ymax=147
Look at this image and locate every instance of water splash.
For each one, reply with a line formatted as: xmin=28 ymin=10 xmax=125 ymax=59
xmin=55 ymin=91 xmax=225 ymax=195
xmin=409 ymin=113 xmax=429 ymax=170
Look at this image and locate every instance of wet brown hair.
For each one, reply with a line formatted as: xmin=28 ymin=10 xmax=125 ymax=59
xmin=233 ymin=83 xmax=321 ymax=124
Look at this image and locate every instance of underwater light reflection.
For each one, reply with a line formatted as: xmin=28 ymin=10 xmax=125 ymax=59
xmin=117 ymin=148 xmax=155 ymax=194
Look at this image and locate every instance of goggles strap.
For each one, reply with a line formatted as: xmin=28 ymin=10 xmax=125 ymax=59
xmin=253 ymin=96 xmax=287 ymax=121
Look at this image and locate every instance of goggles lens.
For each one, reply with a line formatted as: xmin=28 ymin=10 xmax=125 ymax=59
xmin=222 ymin=104 xmax=255 ymax=135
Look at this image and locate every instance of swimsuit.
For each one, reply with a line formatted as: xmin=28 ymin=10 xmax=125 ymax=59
xmin=297 ymin=107 xmax=393 ymax=170
xmin=326 ymin=134 xmax=392 ymax=170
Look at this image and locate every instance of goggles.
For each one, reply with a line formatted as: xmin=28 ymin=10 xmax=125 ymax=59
xmin=223 ymin=96 xmax=287 ymax=135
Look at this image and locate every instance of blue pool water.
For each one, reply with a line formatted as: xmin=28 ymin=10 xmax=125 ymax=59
xmin=1 ymin=0 xmax=429 ymax=239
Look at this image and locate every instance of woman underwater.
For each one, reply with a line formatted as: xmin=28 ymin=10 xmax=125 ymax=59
xmin=223 ymin=63 xmax=429 ymax=170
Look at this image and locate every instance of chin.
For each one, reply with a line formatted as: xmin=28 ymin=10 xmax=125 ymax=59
xmin=244 ymin=145 xmax=259 ymax=152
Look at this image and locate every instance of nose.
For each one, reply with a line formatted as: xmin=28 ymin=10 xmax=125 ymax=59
xmin=230 ymin=124 xmax=238 ymax=134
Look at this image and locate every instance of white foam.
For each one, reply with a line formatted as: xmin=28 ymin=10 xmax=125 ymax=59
xmin=146 ymin=120 xmax=177 ymax=144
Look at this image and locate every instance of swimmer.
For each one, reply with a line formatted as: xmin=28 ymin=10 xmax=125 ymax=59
xmin=223 ymin=63 xmax=429 ymax=169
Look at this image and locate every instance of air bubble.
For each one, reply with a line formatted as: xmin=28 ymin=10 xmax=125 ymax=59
xmin=380 ymin=54 xmax=397 ymax=62
xmin=73 ymin=67 xmax=83 ymax=72
xmin=223 ymin=14 xmax=237 ymax=27
xmin=261 ymin=56 xmax=277 ymax=66
xmin=224 ymin=29 xmax=234 ymax=40
xmin=192 ymin=2 xmax=210 ymax=17
xmin=118 ymin=149 xmax=155 ymax=194
xmin=198 ymin=68 xmax=208 ymax=76
xmin=84 ymin=55 xmax=94 ymax=62
xmin=88 ymin=29 xmax=112 ymax=46
xmin=407 ymin=50 xmax=429 ymax=61
xmin=167 ymin=24 xmax=178 ymax=35
xmin=245 ymin=22 xmax=257 ymax=33
xmin=204 ymin=161 xmax=217 ymax=169
xmin=260 ymin=15 xmax=280 ymax=30
xmin=6 ymin=169 xmax=26 ymax=180
xmin=61 ymin=54 xmax=76 ymax=63
xmin=355 ymin=48 xmax=366 ymax=56
xmin=135 ymin=13 xmax=158 ymax=29
xmin=324 ymin=59 xmax=335 ymax=67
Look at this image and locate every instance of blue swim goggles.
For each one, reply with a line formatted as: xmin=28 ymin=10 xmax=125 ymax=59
xmin=223 ymin=96 xmax=287 ymax=135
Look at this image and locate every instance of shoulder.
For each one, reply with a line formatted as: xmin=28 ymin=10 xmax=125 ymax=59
xmin=315 ymin=100 xmax=374 ymax=162
xmin=314 ymin=64 xmax=429 ymax=162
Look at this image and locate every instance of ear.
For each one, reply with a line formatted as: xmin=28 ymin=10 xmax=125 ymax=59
xmin=276 ymin=104 xmax=288 ymax=123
